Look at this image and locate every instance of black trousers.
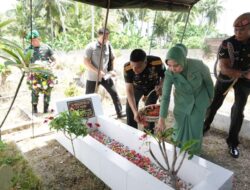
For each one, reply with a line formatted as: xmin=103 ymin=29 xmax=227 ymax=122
xmin=85 ymin=79 xmax=122 ymax=115
xmin=31 ymin=90 xmax=51 ymax=105
xmin=126 ymin=89 xmax=158 ymax=133
xmin=205 ymin=79 xmax=250 ymax=146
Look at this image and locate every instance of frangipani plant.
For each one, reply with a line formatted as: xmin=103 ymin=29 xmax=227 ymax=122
xmin=142 ymin=128 xmax=197 ymax=190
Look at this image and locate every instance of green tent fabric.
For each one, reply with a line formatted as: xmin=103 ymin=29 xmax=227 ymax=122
xmin=73 ymin=0 xmax=200 ymax=12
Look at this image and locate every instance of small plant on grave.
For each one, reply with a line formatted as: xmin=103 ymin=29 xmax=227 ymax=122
xmin=64 ymin=83 xmax=80 ymax=97
xmin=76 ymin=64 xmax=86 ymax=76
xmin=47 ymin=110 xmax=88 ymax=156
xmin=142 ymin=128 xmax=197 ymax=190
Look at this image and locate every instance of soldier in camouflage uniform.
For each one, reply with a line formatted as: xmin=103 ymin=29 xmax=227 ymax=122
xmin=26 ymin=30 xmax=56 ymax=113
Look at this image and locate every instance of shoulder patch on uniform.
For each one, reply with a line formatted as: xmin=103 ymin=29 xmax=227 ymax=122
xmin=150 ymin=60 xmax=162 ymax=66
xmin=124 ymin=63 xmax=132 ymax=71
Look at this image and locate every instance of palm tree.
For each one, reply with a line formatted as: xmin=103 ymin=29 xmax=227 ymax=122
xmin=196 ymin=0 xmax=224 ymax=26
xmin=32 ymin=0 xmax=70 ymax=39
xmin=205 ymin=0 xmax=223 ymax=26
xmin=6 ymin=1 xmax=30 ymax=48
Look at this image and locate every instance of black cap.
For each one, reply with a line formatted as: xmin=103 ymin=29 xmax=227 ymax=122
xmin=98 ymin=28 xmax=110 ymax=35
xmin=130 ymin=49 xmax=146 ymax=62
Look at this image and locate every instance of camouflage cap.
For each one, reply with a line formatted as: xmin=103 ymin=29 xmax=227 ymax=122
xmin=26 ymin=30 xmax=40 ymax=39
xmin=233 ymin=12 xmax=250 ymax=27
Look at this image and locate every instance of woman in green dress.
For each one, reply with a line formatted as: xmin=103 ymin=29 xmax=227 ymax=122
xmin=156 ymin=44 xmax=214 ymax=154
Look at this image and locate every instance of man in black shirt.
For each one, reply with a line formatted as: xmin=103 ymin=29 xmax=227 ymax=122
xmin=204 ymin=13 xmax=250 ymax=158
xmin=124 ymin=49 xmax=165 ymax=132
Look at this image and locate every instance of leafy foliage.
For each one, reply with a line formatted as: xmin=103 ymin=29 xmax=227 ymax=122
xmin=48 ymin=28 xmax=90 ymax=52
xmin=111 ymin=32 xmax=149 ymax=49
xmin=0 ymin=63 xmax=11 ymax=85
xmin=2 ymin=0 xmax=224 ymax=51
xmin=0 ymin=63 xmax=11 ymax=74
xmin=0 ymin=140 xmax=6 ymax=151
xmin=49 ymin=110 xmax=88 ymax=137
xmin=64 ymin=83 xmax=81 ymax=97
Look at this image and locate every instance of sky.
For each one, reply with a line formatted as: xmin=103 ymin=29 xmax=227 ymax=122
xmin=216 ymin=0 xmax=250 ymax=35
xmin=0 ymin=0 xmax=16 ymax=13
xmin=1 ymin=0 xmax=250 ymax=36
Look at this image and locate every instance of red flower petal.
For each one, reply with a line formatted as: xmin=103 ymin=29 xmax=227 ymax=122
xmin=48 ymin=116 xmax=54 ymax=120
xmin=87 ymin=123 xmax=93 ymax=128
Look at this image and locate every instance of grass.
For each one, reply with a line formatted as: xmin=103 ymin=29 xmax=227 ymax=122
xmin=0 ymin=140 xmax=43 ymax=190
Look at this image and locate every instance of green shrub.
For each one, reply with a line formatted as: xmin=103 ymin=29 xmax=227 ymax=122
xmin=64 ymin=83 xmax=80 ymax=97
xmin=0 ymin=63 xmax=11 ymax=85
xmin=49 ymin=110 xmax=88 ymax=138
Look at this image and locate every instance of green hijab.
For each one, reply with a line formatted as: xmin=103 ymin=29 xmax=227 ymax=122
xmin=175 ymin=43 xmax=188 ymax=57
xmin=166 ymin=44 xmax=188 ymax=76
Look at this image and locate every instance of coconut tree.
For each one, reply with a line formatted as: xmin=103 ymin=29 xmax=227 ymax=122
xmin=204 ymin=0 xmax=223 ymax=26
xmin=31 ymin=0 xmax=69 ymax=39
xmin=153 ymin=11 xmax=175 ymax=47
xmin=196 ymin=0 xmax=224 ymax=27
xmin=6 ymin=2 xmax=31 ymax=48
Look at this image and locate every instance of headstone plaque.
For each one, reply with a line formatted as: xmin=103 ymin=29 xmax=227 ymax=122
xmin=67 ymin=98 xmax=95 ymax=118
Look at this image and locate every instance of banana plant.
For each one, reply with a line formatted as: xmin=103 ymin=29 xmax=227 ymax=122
xmin=0 ymin=21 xmax=53 ymax=139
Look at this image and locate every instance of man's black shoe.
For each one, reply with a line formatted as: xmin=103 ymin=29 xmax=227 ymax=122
xmin=44 ymin=103 xmax=49 ymax=113
xmin=117 ymin=112 xmax=126 ymax=119
xmin=32 ymin=104 xmax=38 ymax=114
xmin=229 ymin=146 xmax=240 ymax=158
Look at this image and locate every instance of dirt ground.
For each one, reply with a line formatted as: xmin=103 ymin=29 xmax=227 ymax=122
xmin=22 ymin=138 xmax=111 ymax=190
xmin=1 ymin=55 xmax=250 ymax=190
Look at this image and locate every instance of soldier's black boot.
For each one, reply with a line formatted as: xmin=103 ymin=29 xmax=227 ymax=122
xmin=44 ymin=103 xmax=49 ymax=113
xmin=203 ymin=120 xmax=211 ymax=135
xmin=32 ymin=104 xmax=38 ymax=113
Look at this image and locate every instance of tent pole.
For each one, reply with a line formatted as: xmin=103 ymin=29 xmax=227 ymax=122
xmin=148 ymin=11 xmax=157 ymax=55
xmin=180 ymin=5 xmax=193 ymax=43
xmin=95 ymin=0 xmax=110 ymax=93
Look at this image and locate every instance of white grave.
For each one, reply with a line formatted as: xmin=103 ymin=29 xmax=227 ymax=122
xmin=55 ymin=94 xmax=233 ymax=190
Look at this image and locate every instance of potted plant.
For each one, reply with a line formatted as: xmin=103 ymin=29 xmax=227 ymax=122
xmin=48 ymin=109 xmax=89 ymax=156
